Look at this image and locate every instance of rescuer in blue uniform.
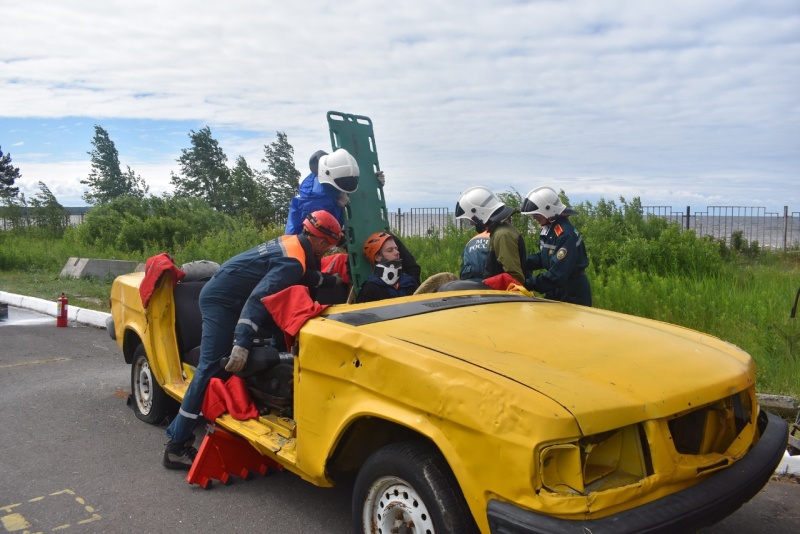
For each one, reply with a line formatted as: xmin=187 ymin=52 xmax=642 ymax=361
xmin=455 ymin=186 xmax=528 ymax=284
xmin=459 ymin=229 xmax=490 ymax=280
xmin=285 ymin=148 xmax=361 ymax=236
xmin=163 ymin=210 xmax=344 ymax=470
xmin=521 ymin=187 xmax=592 ymax=306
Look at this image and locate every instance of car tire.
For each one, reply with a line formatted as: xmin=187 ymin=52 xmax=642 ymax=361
xmin=130 ymin=344 xmax=175 ymax=424
xmin=352 ymin=440 xmax=478 ymax=534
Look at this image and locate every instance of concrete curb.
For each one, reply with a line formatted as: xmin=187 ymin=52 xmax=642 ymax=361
xmin=0 ymin=291 xmax=110 ymax=329
xmin=776 ymin=451 xmax=800 ymax=478
xmin=0 ymin=290 xmax=798 ymax=477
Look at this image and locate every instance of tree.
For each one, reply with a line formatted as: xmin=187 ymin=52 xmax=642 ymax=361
xmin=1 ymin=145 xmax=21 ymax=203
xmin=30 ymin=182 xmax=70 ymax=235
xmin=1 ymin=193 xmax=29 ymax=230
xmin=81 ymin=125 xmax=149 ymax=205
xmin=170 ymin=126 xmax=231 ymax=212
xmin=261 ymin=131 xmax=300 ymax=221
xmin=228 ymin=155 xmax=276 ymax=225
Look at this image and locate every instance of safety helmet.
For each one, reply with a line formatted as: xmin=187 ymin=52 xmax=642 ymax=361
xmin=318 ymin=148 xmax=359 ymax=193
xmin=309 ymin=150 xmax=328 ymax=175
xmin=520 ymin=187 xmax=565 ymax=220
xmin=455 ymin=186 xmax=514 ymax=226
xmin=302 ymin=210 xmax=342 ymax=247
xmin=362 ymin=232 xmax=393 ymax=265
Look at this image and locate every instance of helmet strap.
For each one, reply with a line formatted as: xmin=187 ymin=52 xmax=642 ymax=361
xmin=471 ymin=217 xmax=487 ymax=234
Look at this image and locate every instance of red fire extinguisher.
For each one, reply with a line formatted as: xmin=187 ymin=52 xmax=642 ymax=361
xmin=57 ymin=292 xmax=68 ymax=327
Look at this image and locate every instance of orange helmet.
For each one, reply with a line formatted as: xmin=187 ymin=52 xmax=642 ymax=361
xmin=362 ymin=232 xmax=393 ymax=265
xmin=302 ymin=210 xmax=342 ymax=247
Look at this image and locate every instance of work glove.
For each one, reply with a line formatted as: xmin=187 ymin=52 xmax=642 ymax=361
xmin=225 ymin=345 xmax=249 ymax=372
xmin=376 ymin=171 xmax=385 ymax=186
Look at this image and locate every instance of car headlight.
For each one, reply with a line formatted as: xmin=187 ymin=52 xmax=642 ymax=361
xmin=668 ymin=390 xmax=753 ymax=455
xmin=538 ymin=391 xmax=755 ymax=496
xmin=540 ymin=423 xmax=651 ymax=495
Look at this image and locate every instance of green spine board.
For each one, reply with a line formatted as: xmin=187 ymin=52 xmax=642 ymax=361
xmin=327 ymin=111 xmax=390 ymax=296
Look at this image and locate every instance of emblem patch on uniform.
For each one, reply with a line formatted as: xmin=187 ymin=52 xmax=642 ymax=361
xmin=554 ymin=224 xmax=563 ymax=237
xmin=556 ymin=247 xmax=568 ymax=260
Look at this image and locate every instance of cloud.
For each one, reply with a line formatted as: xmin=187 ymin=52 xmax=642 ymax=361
xmin=2 ymin=0 xmax=798 ymax=211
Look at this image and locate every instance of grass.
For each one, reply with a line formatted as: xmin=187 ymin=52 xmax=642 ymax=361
xmin=2 ymin=225 xmax=798 ymax=398
xmin=0 ymin=269 xmax=116 ymax=312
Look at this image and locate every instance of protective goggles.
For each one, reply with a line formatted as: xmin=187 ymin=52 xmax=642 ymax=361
xmin=520 ymin=198 xmax=539 ymax=214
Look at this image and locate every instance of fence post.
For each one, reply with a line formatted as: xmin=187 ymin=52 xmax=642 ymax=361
xmin=397 ymin=208 xmax=402 ymax=237
xmin=685 ymin=206 xmax=690 ymax=230
xmin=784 ymin=206 xmax=789 ymax=252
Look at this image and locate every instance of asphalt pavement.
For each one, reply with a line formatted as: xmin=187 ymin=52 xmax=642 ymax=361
xmin=1 ymin=300 xmax=798 ymax=533
xmin=0 ymin=306 xmax=351 ymax=534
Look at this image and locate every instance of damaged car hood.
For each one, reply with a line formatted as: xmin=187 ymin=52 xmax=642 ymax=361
xmin=324 ymin=293 xmax=755 ymax=435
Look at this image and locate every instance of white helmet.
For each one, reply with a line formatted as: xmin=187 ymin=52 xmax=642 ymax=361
xmin=318 ymin=148 xmax=359 ymax=193
xmin=455 ymin=186 xmax=514 ymax=226
xmin=520 ymin=186 xmax=565 ymax=220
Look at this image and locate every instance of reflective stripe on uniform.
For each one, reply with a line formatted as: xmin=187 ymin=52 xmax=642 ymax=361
xmin=279 ymin=235 xmax=308 ymax=275
xmin=237 ymin=318 xmax=259 ymax=331
xmin=179 ymin=408 xmax=199 ymax=420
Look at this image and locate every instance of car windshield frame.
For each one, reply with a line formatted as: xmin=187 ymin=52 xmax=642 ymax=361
xmin=324 ymin=293 xmax=548 ymax=327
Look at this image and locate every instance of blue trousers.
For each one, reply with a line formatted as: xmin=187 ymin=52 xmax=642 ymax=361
xmin=166 ymin=277 xmax=242 ymax=444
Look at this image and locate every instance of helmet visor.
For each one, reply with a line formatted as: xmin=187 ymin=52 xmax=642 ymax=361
xmin=333 ymin=175 xmax=359 ymax=193
xmin=520 ymin=198 xmax=539 ymax=215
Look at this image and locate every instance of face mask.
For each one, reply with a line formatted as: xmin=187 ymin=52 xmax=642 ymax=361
xmin=374 ymin=260 xmax=402 ymax=285
xmin=336 ymin=192 xmax=350 ymax=207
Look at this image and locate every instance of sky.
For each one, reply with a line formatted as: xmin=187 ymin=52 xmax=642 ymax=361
xmin=2 ymin=0 xmax=798 ymax=213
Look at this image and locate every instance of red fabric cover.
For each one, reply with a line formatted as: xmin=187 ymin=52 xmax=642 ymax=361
xmin=321 ymin=253 xmax=350 ymax=285
xmin=482 ymin=273 xmax=520 ymax=291
xmin=139 ymin=253 xmax=186 ymax=308
xmin=202 ymin=375 xmax=259 ymax=421
xmin=261 ymin=285 xmax=330 ymax=349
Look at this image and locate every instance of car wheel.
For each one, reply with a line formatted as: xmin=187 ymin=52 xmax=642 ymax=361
xmin=130 ymin=344 xmax=174 ymax=424
xmin=352 ymin=441 xmax=478 ymax=534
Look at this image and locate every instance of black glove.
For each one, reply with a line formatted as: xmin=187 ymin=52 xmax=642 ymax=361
xmin=320 ymin=273 xmax=341 ymax=288
xmin=305 ymin=270 xmax=341 ymax=289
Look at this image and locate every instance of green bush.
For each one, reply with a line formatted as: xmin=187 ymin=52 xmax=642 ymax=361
xmin=176 ymin=218 xmax=284 ymax=265
xmin=568 ymin=197 xmax=725 ymax=280
xmin=76 ymin=196 xmax=232 ymax=254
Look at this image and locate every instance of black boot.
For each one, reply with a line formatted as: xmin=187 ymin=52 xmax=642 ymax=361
xmin=162 ymin=436 xmax=197 ymax=470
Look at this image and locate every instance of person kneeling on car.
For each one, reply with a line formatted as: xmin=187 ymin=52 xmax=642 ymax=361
xmin=356 ymin=232 xmax=419 ymax=303
xmin=162 ymin=210 xmax=343 ymax=470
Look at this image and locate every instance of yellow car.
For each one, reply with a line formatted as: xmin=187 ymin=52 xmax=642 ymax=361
xmin=108 ymin=271 xmax=788 ymax=534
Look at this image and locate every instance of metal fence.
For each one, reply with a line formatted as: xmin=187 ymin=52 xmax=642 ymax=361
xmin=0 ymin=213 xmax=86 ymax=231
xmin=641 ymin=206 xmax=800 ymax=251
xmin=387 ymin=205 xmax=800 ymax=251
xmin=388 ymin=208 xmax=456 ymax=238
